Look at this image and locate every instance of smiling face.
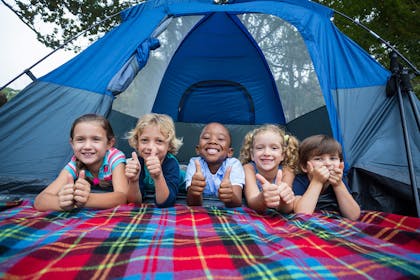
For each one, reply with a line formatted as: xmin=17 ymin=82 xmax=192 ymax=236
xmin=70 ymin=121 xmax=114 ymax=173
xmin=196 ymin=123 xmax=233 ymax=173
xmin=136 ymin=124 xmax=169 ymax=163
xmin=251 ymin=130 xmax=285 ymax=173
xmin=303 ymin=153 xmax=341 ymax=172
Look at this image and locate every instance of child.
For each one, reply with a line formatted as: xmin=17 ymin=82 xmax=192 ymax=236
xmin=125 ymin=113 xmax=184 ymax=207
xmin=240 ymin=124 xmax=298 ymax=214
xmin=34 ymin=114 xmax=132 ymax=211
xmin=293 ymin=134 xmax=360 ymax=220
xmin=186 ymin=122 xmax=244 ymax=207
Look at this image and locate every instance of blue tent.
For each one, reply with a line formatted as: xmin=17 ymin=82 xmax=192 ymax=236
xmin=0 ymin=0 xmax=419 ymax=215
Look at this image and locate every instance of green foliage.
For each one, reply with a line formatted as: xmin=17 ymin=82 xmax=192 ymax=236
xmin=0 ymin=87 xmax=20 ymax=101
xmin=7 ymin=0 xmax=142 ymax=51
xmin=3 ymin=0 xmax=419 ymax=98
xmin=315 ymin=0 xmax=419 ymax=98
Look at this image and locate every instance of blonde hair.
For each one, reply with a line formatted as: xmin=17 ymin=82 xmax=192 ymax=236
xmin=239 ymin=124 xmax=299 ymax=172
xmin=127 ymin=113 xmax=183 ymax=155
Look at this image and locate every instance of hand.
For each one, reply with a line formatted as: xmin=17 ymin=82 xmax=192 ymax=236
xmin=73 ymin=170 xmax=91 ymax=208
xmin=256 ymin=172 xmax=281 ymax=208
xmin=145 ymin=146 xmax=162 ymax=179
xmin=58 ymin=173 xmax=76 ymax=211
xmin=189 ymin=160 xmax=206 ymax=196
xmin=125 ymin=151 xmax=141 ymax=181
xmin=218 ymin=167 xmax=233 ymax=203
xmin=308 ymin=162 xmax=329 ymax=184
xmin=329 ymin=162 xmax=344 ymax=187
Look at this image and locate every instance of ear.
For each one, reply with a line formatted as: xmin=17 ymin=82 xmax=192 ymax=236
xmin=250 ymin=149 xmax=255 ymax=161
xmin=195 ymin=145 xmax=200 ymax=155
xmin=69 ymin=138 xmax=74 ymax=149
xmin=300 ymin=163 xmax=308 ymax=173
xmin=227 ymin=147 xmax=234 ymax=158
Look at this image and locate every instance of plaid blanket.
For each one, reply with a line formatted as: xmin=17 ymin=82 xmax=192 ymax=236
xmin=1 ymin=200 xmax=419 ymax=279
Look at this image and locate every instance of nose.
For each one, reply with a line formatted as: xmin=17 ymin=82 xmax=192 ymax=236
xmin=263 ymin=147 xmax=271 ymax=155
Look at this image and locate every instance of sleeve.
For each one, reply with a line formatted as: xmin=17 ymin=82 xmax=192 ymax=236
xmin=109 ymin=148 xmax=127 ymax=171
xmin=229 ymin=158 xmax=245 ymax=188
xmin=155 ymin=157 xmax=180 ymax=208
xmin=63 ymin=155 xmax=77 ymax=179
xmin=185 ymin=157 xmax=197 ymax=190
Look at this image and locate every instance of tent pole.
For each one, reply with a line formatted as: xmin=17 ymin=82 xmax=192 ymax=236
xmin=388 ymin=52 xmax=420 ymax=217
xmin=0 ymin=8 xmax=122 ymax=92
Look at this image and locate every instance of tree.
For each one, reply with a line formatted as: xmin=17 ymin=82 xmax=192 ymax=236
xmin=314 ymin=0 xmax=419 ymax=97
xmin=3 ymin=0 xmax=419 ymax=96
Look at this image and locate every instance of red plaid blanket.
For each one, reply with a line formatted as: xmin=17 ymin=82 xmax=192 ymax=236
xmin=1 ymin=200 xmax=419 ymax=279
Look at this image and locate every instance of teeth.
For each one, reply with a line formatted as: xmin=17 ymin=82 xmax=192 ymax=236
xmin=207 ymin=148 xmax=218 ymax=155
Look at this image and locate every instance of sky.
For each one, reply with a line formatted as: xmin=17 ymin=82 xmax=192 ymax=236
xmin=0 ymin=3 xmax=76 ymax=90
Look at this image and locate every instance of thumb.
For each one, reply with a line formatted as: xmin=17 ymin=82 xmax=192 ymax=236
xmin=151 ymin=146 xmax=158 ymax=157
xmin=255 ymin=173 xmax=269 ymax=186
xmin=194 ymin=159 xmax=202 ymax=174
xmin=79 ymin=170 xmax=86 ymax=180
xmin=131 ymin=151 xmax=140 ymax=164
xmin=222 ymin=166 xmax=232 ymax=183
xmin=131 ymin=151 xmax=138 ymax=160
xmin=274 ymin=169 xmax=283 ymax=185
xmin=67 ymin=172 xmax=75 ymax=185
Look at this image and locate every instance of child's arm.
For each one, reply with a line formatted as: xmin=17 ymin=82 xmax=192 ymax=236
xmin=34 ymin=169 xmax=76 ymax=211
xmin=329 ymin=163 xmax=361 ymax=220
xmin=294 ymin=163 xmax=329 ymax=215
xmin=243 ymin=163 xmax=268 ymax=213
xmin=186 ymin=160 xmax=206 ymax=206
xmin=81 ymin=164 xmax=127 ymax=209
xmin=125 ymin=152 xmax=142 ymax=204
xmin=256 ymin=170 xmax=294 ymax=214
xmin=218 ymin=167 xmax=243 ymax=208
xmin=144 ymin=149 xmax=178 ymax=207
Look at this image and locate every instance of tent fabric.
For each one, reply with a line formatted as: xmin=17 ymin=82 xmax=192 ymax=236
xmin=0 ymin=0 xmax=418 ymax=215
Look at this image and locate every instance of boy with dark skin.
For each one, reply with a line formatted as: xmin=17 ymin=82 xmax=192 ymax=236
xmin=186 ymin=123 xmax=244 ymax=207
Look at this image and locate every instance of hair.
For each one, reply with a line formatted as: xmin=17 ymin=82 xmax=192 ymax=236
xmin=70 ymin=114 xmax=116 ymax=188
xmin=298 ymin=134 xmax=343 ymax=173
xmin=127 ymin=113 xmax=183 ymax=155
xmin=239 ymin=124 xmax=299 ymax=172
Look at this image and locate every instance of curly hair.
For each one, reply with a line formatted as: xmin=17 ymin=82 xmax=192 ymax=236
xmin=239 ymin=124 xmax=299 ymax=172
xmin=127 ymin=113 xmax=183 ymax=155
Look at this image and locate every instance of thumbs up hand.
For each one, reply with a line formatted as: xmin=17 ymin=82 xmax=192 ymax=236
xmin=58 ymin=172 xmax=76 ymax=210
xmin=256 ymin=173 xmax=281 ymax=208
xmin=145 ymin=146 xmax=162 ymax=179
xmin=126 ymin=151 xmax=141 ymax=181
xmin=274 ymin=169 xmax=295 ymax=205
xmin=308 ymin=161 xmax=329 ymax=184
xmin=189 ymin=160 xmax=206 ymax=196
xmin=74 ymin=170 xmax=91 ymax=208
xmin=218 ymin=166 xmax=233 ymax=203
xmin=329 ymin=162 xmax=344 ymax=187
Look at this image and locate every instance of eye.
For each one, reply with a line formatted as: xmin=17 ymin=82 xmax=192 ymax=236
xmin=140 ymin=138 xmax=148 ymax=143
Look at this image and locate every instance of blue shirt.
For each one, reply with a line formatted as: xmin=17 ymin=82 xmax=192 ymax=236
xmin=293 ymin=173 xmax=351 ymax=212
xmin=139 ymin=153 xmax=185 ymax=208
xmin=185 ymin=157 xmax=244 ymax=198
